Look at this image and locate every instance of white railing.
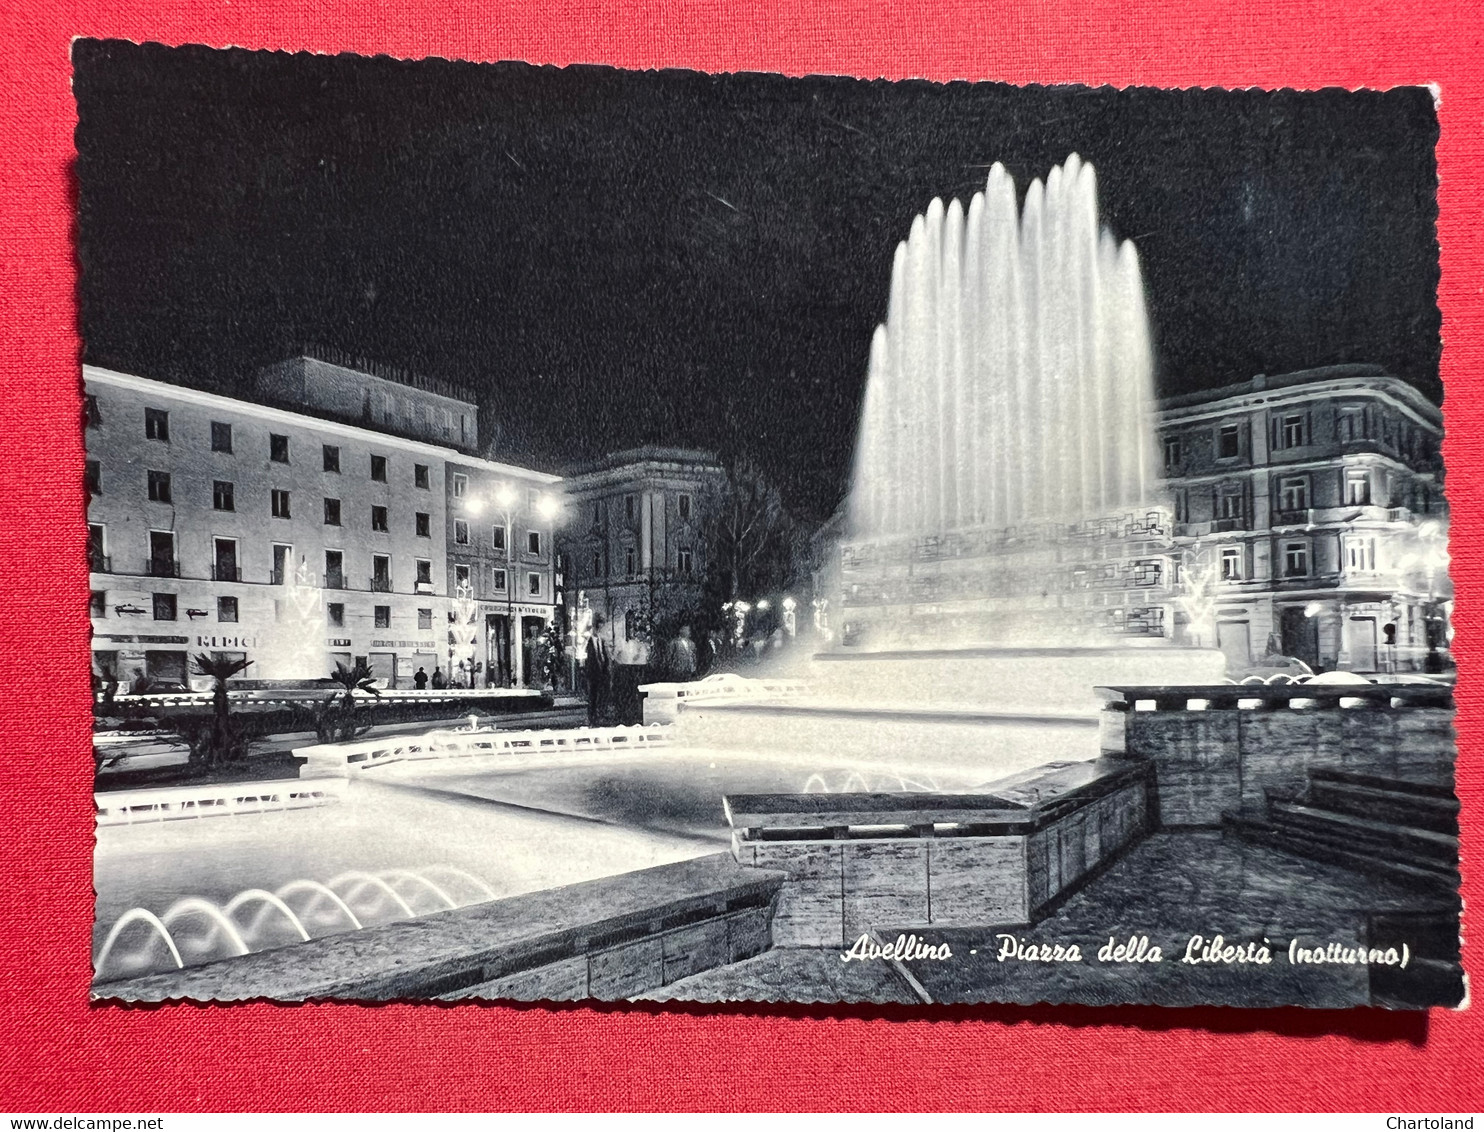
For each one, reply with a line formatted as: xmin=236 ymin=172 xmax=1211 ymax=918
xmin=296 ymin=723 xmax=675 ymax=777
xmin=96 ymin=778 xmax=349 ymax=826
xmin=638 ymin=673 xmax=808 ymax=723
xmin=102 ymin=686 xmax=547 ymax=710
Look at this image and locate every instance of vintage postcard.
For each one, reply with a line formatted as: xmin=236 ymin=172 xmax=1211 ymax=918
xmin=77 ymin=42 xmax=1461 ymax=1009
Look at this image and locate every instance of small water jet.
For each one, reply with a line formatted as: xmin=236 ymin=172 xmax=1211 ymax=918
xmin=93 ymin=865 xmax=496 ymax=981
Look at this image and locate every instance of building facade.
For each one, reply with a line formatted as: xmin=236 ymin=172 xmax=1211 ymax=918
xmin=444 ymin=459 xmax=564 ymax=688
xmin=84 ymin=364 xmax=559 ymax=690
xmin=555 ymin=448 xmax=727 ymax=661
xmin=1158 ymin=364 xmax=1449 ymax=673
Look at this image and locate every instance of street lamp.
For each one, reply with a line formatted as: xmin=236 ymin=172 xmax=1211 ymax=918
xmin=464 ymin=482 xmax=564 ymax=689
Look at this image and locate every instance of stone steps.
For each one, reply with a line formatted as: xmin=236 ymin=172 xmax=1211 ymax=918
xmin=1222 ymin=811 xmax=1459 ymax=892
xmin=1306 ymin=769 xmax=1460 ymax=832
xmin=1264 ymin=798 xmax=1459 ymax=863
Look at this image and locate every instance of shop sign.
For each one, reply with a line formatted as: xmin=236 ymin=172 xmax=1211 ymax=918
xmin=195 ymin=634 xmax=258 ymax=649
xmin=370 ymin=640 xmax=437 ymax=649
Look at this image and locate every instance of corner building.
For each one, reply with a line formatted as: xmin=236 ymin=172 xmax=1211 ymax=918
xmin=84 ymin=364 xmax=559 ymax=689
xmin=1157 ymin=364 xmax=1449 ymax=673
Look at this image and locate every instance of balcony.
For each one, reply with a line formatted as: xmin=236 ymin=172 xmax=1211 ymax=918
xmin=324 ymin=573 xmax=346 ymax=591
xmin=1212 ymin=516 xmax=1247 ymax=533
xmin=148 ymin=559 xmax=181 ymax=578
xmin=1271 ymin=509 xmax=1311 ymax=527
xmin=370 ymin=576 xmax=393 ymax=593
xmin=415 ymin=581 xmax=435 ymax=595
xmin=89 ymin=552 xmax=112 ymax=574
xmin=211 ymin=565 xmax=242 ymax=582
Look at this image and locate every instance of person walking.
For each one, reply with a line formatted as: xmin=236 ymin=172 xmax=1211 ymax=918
xmin=431 ymin=666 xmax=447 ymax=690
xmin=413 ymin=667 xmax=428 ymax=690
xmin=584 ymin=615 xmax=612 ymax=727
xmin=666 ymin=624 xmax=698 ymax=681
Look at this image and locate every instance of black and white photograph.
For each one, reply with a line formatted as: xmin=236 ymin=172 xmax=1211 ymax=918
xmin=76 ymin=41 xmax=1461 ymax=1009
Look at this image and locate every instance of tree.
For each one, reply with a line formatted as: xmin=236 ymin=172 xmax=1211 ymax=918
xmin=170 ymin=653 xmax=254 ymax=770
xmin=703 ymin=455 xmax=810 ymax=601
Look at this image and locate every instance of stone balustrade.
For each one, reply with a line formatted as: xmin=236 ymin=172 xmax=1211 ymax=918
xmin=96 ymin=778 xmax=348 ymax=825
xmin=638 ymin=673 xmax=808 ymax=724
xmin=296 ymin=722 xmax=675 ymax=777
xmin=1098 ymin=681 xmax=1456 ymax=826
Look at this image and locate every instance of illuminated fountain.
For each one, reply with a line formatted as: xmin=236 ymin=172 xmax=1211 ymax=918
xmin=257 ymin=556 xmax=329 ymax=680
xmin=94 ymin=866 xmax=497 ymax=981
xmin=678 ymin=155 xmax=1225 ymax=774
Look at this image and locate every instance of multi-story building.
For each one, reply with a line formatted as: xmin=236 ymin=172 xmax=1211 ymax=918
xmin=444 ymin=460 xmax=564 ymax=687
xmin=555 ymin=448 xmax=726 ymax=658
xmin=84 ymin=363 xmax=559 ymax=690
xmin=1157 ymin=364 xmax=1449 ymax=673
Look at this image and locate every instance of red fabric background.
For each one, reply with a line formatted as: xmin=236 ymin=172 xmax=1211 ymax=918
xmin=1 ymin=0 xmax=1481 ymax=1112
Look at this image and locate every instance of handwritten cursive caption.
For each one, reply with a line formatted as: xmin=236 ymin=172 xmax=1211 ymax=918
xmin=839 ymin=932 xmax=1412 ymax=968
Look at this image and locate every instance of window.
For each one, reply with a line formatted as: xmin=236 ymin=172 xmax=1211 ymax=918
xmin=210 ymin=421 xmax=232 ymax=452
xmin=592 ymin=552 xmax=602 ymax=577
xmin=528 ymin=572 xmax=542 ymax=596
xmin=1280 ymin=413 xmax=1307 ymax=449
xmin=678 ymin=547 xmax=694 ymax=576
xmin=625 ymin=547 xmax=636 ymax=577
xmin=1283 ymin=541 xmax=1309 ymax=578
xmin=271 ymin=489 xmax=291 ymax=518
xmin=324 ymin=550 xmax=344 ymax=590
xmin=371 ymin=506 xmax=389 ymax=532
xmin=678 ymin=493 xmax=692 ymax=521
xmin=417 ymin=512 xmax=432 ymax=538
xmin=374 ymin=605 xmax=391 ymax=629
xmin=1218 ymin=425 xmax=1240 ymax=459
xmin=84 ymin=395 xmax=102 ymax=429
xmin=454 ymin=564 xmax=471 ymax=590
xmin=1217 ymin=488 xmax=1243 ymax=521
xmin=624 ymin=494 xmax=636 ymax=521
xmin=324 ymin=498 xmax=341 ymax=526
xmin=1278 ymin=476 xmax=1308 ymax=513
xmin=217 ymin=596 xmax=239 ymax=623
xmin=453 ymin=519 xmax=468 ymax=545
xmin=85 ymin=460 xmax=101 ymax=496
xmin=1345 ymin=535 xmax=1378 ymax=573
xmin=1162 ymin=435 xmax=1181 ymax=470
xmin=1220 ymin=546 xmax=1242 ymax=581
xmin=213 ymin=481 xmax=235 ymax=512
xmin=527 ymin=530 xmax=541 ymax=556
xmin=491 ymin=525 xmax=506 ymax=552
xmin=90 ymin=590 xmax=106 ymax=618
xmin=213 ymin=537 xmax=239 ymax=581
xmin=493 ymin=568 xmax=507 ymax=592
xmin=270 ymin=434 xmax=290 ymax=463
xmin=372 ymin=554 xmax=391 ymax=591
xmin=1174 ymin=490 xmax=1188 ymax=524
xmin=1345 ymin=470 xmax=1371 ymax=506
xmin=272 ymin=543 xmax=292 ymax=586
xmin=147 ymin=470 xmax=172 ymax=503
xmin=414 ymin=464 xmax=430 ymax=489
xmin=327 ymin=602 xmax=345 ymax=628
xmin=441 ymin=408 xmax=453 ymax=439
xmin=415 ymin=558 xmax=432 ymax=586
xmin=145 ymin=408 xmax=169 ymax=442
xmin=149 ymin=531 xmax=176 ymax=575
xmin=152 ymin=593 xmax=177 ymax=621
xmin=1340 ymin=409 xmax=1361 ymax=443
xmin=370 ymin=454 xmax=387 ymax=482
xmin=322 ymin=444 xmax=340 ymax=473
xmin=418 ymin=608 xmax=433 ymax=630
xmin=452 ymin=473 xmax=468 ymax=498
xmin=88 ymin=524 xmax=107 ymax=571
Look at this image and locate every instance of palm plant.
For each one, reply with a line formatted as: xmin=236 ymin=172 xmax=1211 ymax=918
xmin=298 ymin=660 xmax=382 ymax=743
xmin=171 ymin=653 xmax=254 ymax=769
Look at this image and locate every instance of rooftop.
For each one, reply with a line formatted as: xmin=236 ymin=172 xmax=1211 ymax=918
xmin=1159 ymin=364 xmax=1441 ymax=423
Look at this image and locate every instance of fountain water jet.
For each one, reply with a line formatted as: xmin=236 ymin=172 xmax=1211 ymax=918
xmin=675 ymin=156 xmax=1224 ymax=774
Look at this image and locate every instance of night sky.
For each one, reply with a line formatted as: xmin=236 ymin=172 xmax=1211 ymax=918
xmin=73 ymin=41 xmax=1441 ymax=520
